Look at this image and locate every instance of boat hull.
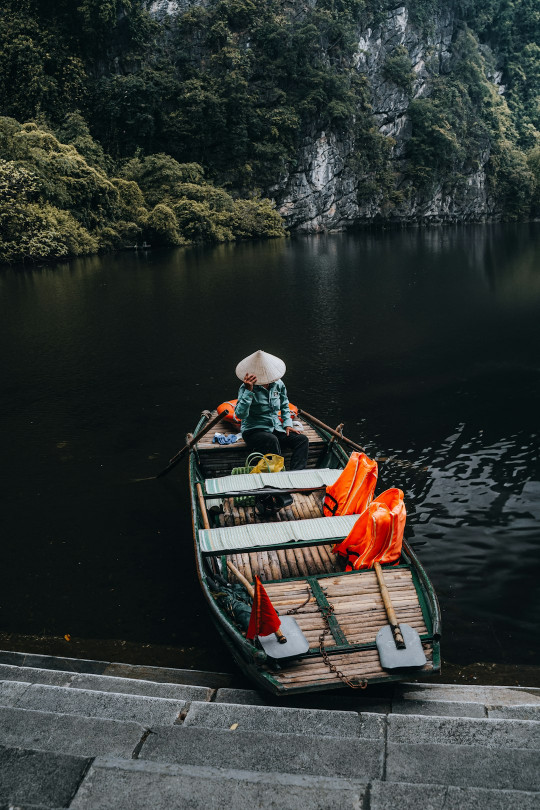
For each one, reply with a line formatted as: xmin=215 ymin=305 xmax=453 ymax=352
xmin=189 ymin=410 xmax=441 ymax=695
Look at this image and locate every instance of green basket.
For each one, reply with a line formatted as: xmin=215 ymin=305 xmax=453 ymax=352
xmin=231 ymin=453 xmax=271 ymax=507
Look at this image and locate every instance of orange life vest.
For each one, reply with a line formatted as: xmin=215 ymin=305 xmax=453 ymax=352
xmin=323 ymin=452 xmax=378 ymax=517
xmin=217 ymin=400 xmax=242 ymax=429
xmin=333 ymin=487 xmax=406 ymax=570
xmin=217 ymin=399 xmax=298 ymax=430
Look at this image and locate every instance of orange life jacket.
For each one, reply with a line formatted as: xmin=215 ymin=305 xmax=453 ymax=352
xmin=323 ymin=452 xmax=378 ymax=517
xmin=333 ymin=487 xmax=406 ymax=570
xmin=217 ymin=400 xmax=242 ymax=429
xmin=217 ymin=399 xmax=298 ymax=430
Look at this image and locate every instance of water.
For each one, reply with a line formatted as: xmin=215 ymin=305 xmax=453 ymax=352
xmin=1 ymin=224 xmax=539 ymax=669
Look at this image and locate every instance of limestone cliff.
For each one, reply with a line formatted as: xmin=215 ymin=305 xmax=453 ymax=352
xmin=274 ymin=5 xmax=501 ymax=230
xmin=149 ymin=2 xmax=512 ymax=230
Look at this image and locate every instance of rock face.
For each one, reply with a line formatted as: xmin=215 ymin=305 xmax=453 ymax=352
xmin=275 ymin=5 xmax=500 ymax=230
xmin=150 ymin=1 xmax=503 ymax=229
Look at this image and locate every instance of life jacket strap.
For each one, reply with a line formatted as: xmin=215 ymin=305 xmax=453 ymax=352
xmin=323 ymin=492 xmax=338 ymax=516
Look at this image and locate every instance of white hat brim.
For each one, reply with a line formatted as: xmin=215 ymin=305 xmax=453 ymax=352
xmin=236 ymin=350 xmax=286 ymax=385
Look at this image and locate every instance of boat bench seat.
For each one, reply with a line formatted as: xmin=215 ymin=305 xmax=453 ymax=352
xmin=204 ymin=468 xmax=341 ymax=495
xmin=199 ymin=514 xmax=359 ymax=554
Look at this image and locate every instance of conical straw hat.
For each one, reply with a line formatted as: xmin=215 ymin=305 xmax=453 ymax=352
xmin=235 ymin=350 xmax=286 ymax=385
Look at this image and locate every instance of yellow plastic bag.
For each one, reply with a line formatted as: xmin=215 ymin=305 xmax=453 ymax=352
xmin=247 ymin=453 xmax=285 ymax=475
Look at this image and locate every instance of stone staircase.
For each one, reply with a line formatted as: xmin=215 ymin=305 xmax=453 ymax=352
xmin=0 ymin=651 xmax=538 ymax=809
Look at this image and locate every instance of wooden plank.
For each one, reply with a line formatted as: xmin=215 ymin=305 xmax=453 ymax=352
xmin=274 ymin=646 xmax=434 ymax=680
xmin=284 ymin=548 xmax=300 ymax=578
xmin=267 ymin=549 xmax=283 ymax=581
xmin=277 ymin=660 xmax=435 ymax=685
xmin=293 ymin=547 xmax=310 ymax=577
xmin=242 ymin=553 xmax=253 ymax=584
xmin=275 ymin=548 xmax=291 ymax=579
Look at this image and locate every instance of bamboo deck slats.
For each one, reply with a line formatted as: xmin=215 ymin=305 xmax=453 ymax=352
xmin=222 ymin=568 xmax=428 ymax=656
xmin=218 ymin=492 xmax=324 ymax=527
xmin=227 ymin=541 xmax=342 ymax=582
xmin=270 ymin=645 xmax=434 ymax=687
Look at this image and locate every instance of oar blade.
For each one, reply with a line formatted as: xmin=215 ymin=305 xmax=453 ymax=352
xmin=257 ymin=616 xmax=309 ymax=660
xmin=376 ymin=623 xmax=427 ymax=670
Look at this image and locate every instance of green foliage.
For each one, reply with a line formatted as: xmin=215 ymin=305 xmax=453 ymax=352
xmin=405 ymin=27 xmax=535 ymax=216
xmin=457 ymin=0 xmax=540 ymax=149
xmin=144 ymin=203 xmax=184 ymax=246
xmin=383 ymin=46 xmax=415 ymax=94
xmin=120 ymin=154 xmax=205 ymax=207
xmin=55 ymin=112 xmax=113 ymax=174
xmin=0 ymin=116 xmax=285 ymax=263
xmin=0 ymin=158 xmax=98 ymax=263
xmin=122 ymin=152 xmax=285 ymax=244
xmin=0 ymin=0 xmax=538 ymax=247
xmin=527 ymin=146 xmax=540 ymax=215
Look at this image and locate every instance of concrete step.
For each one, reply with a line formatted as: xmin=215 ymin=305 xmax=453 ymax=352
xmin=385 ymin=713 xmax=540 ymax=792
xmin=370 ymin=781 xmax=539 ymax=810
xmin=183 ymin=700 xmax=385 ymax=738
xmin=387 ymin=712 xmax=540 ymax=751
xmin=68 ymin=757 xmax=540 ymax=810
xmin=0 ymin=663 xmax=213 ymax=702
xmin=70 ymin=756 xmax=368 ymax=810
xmin=3 ymin=650 xmax=538 ymax=719
xmin=0 ymin=681 xmax=186 ymax=726
xmin=0 ymin=706 xmax=148 ymax=758
xmin=135 ymin=708 xmax=540 ymax=790
xmin=394 ymin=683 xmax=540 ymax=720
xmin=0 ymin=745 xmax=90 ymax=808
xmin=215 ymin=683 xmax=540 ymax=720
xmin=0 ymin=650 xmax=237 ymax=689
xmin=139 ymin=724 xmax=385 ymax=781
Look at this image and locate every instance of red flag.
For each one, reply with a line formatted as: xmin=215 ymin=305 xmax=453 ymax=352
xmin=246 ymin=576 xmax=282 ymax=639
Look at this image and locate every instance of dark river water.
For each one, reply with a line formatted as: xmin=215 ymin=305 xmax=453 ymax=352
xmin=2 ymin=224 xmax=540 ymax=672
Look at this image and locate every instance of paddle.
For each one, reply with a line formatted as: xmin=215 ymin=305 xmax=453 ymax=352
xmin=297 ymin=409 xmax=367 ymax=453
xmin=225 ymin=560 xmax=286 ymax=644
xmin=133 ymin=409 xmax=227 ymax=482
xmin=373 ymin=561 xmax=427 ymax=669
xmin=226 ymin=560 xmax=310 ymax=658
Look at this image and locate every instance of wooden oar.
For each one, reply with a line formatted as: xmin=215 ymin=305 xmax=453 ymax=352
xmin=197 ymin=482 xmax=286 ymax=644
xmin=226 ymin=560 xmax=287 ymax=644
xmin=133 ymin=409 xmax=227 ymax=482
xmin=298 ymin=409 xmax=366 ymax=452
xmin=373 ymin=561 xmax=426 ymax=669
xmin=374 ymin=562 xmax=405 ymax=648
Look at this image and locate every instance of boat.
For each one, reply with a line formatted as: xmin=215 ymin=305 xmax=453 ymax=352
xmin=189 ymin=407 xmax=441 ymax=695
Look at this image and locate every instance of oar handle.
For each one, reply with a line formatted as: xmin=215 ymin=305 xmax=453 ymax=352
xmin=226 ymin=559 xmax=254 ymax=597
xmin=226 ymin=560 xmax=287 ymax=643
xmin=297 ymin=409 xmax=366 ymax=453
xmin=156 ymin=409 xmax=227 ymax=479
xmin=374 ymin=562 xmax=405 ymax=648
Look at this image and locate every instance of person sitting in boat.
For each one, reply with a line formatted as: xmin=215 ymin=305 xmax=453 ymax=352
xmin=235 ymin=349 xmax=309 ymax=471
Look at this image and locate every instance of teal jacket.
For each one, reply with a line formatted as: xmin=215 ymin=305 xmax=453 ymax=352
xmin=235 ymin=379 xmax=293 ymax=433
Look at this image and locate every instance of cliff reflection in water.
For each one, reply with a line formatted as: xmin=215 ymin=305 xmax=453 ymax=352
xmin=1 ymin=223 xmax=539 ymax=667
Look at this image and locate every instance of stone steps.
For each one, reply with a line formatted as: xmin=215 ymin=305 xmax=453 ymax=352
xmin=0 ymin=651 xmax=538 ymax=808
xmin=0 ymin=663 xmax=213 ymax=701
xmin=0 ymin=680 xmax=187 ymax=726
xmin=0 ymin=706 xmax=148 ymax=758
xmin=0 ymin=649 xmax=237 ymax=688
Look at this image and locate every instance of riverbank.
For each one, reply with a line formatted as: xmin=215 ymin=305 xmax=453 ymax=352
xmin=1 ymin=632 xmax=538 ymax=688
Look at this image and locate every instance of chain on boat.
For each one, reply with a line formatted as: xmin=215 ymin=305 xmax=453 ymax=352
xmin=286 ymin=586 xmax=368 ymax=690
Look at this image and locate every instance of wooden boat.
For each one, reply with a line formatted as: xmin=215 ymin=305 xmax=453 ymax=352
xmin=189 ymin=408 xmax=441 ymax=695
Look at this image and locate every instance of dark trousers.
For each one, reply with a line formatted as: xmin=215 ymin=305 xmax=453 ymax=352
xmin=243 ymin=428 xmax=309 ymax=471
